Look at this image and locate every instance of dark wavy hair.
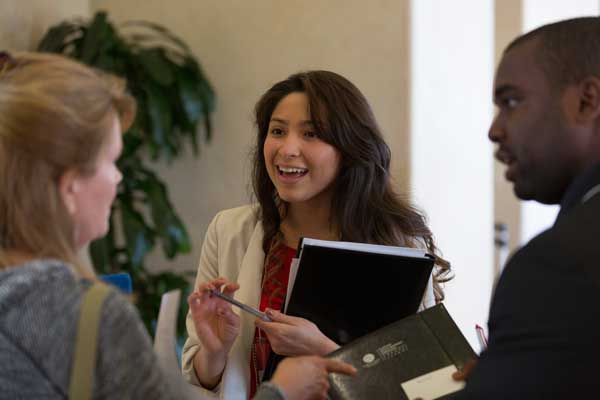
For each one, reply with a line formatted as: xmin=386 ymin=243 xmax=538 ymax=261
xmin=252 ymin=70 xmax=451 ymax=301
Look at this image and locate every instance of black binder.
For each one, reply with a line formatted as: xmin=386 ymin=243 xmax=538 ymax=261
xmin=262 ymin=237 xmax=435 ymax=381
xmin=326 ymin=303 xmax=476 ymax=400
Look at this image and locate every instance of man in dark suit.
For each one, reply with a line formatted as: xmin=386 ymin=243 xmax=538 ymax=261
xmin=456 ymin=17 xmax=600 ymax=399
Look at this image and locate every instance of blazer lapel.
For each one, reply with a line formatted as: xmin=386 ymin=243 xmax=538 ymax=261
xmin=234 ymin=221 xmax=266 ymax=370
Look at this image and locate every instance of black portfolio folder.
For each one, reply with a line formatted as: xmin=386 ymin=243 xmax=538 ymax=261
xmin=262 ymin=238 xmax=435 ymax=381
xmin=326 ymin=303 xmax=476 ymax=400
xmin=286 ymin=238 xmax=435 ymax=345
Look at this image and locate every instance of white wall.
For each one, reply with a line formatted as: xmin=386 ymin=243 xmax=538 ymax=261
xmin=410 ymin=0 xmax=495 ymax=351
xmin=1 ymin=0 xmax=89 ymax=50
xmin=523 ymin=0 xmax=599 ymax=31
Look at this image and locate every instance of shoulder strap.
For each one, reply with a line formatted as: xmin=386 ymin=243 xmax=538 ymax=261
xmin=68 ymin=282 xmax=112 ymax=400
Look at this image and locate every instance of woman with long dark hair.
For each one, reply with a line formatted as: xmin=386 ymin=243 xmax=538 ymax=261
xmin=183 ymin=70 xmax=451 ymax=399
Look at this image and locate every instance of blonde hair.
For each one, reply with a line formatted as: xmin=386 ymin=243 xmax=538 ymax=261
xmin=0 ymin=51 xmax=136 ymax=278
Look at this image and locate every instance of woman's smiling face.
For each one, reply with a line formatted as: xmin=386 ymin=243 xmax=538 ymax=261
xmin=263 ymin=92 xmax=341 ymax=210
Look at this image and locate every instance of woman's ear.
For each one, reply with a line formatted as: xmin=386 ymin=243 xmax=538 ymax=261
xmin=59 ymin=169 xmax=80 ymax=216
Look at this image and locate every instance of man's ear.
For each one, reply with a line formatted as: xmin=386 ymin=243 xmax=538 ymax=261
xmin=574 ymin=76 xmax=600 ymax=123
xmin=59 ymin=169 xmax=80 ymax=216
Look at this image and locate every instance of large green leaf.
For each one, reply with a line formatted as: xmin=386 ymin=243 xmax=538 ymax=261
xmin=141 ymin=172 xmax=191 ymax=257
xmin=121 ymin=20 xmax=192 ymax=54
xmin=90 ymin=210 xmax=120 ymax=274
xmin=80 ymin=12 xmax=111 ymax=64
xmin=37 ymin=11 xmax=215 ymax=339
xmin=120 ymin=203 xmax=155 ymax=268
xmin=94 ymin=39 xmax=130 ymax=75
xmin=165 ymin=213 xmax=192 ymax=255
xmin=177 ymin=65 xmax=204 ymax=124
xmin=37 ymin=22 xmax=80 ymax=53
xmin=187 ymin=58 xmax=216 ymax=112
xmin=121 ymin=134 xmax=144 ymax=160
xmin=143 ymin=81 xmax=173 ymax=159
xmin=90 ymin=236 xmax=111 ymax=274
xmin=138 ymin=48 xmax=174 ymax=86
xmin=135 ymin=270 xmax=191 ymax=336
xmin=186 ymin=59 xmax=216 ymax=141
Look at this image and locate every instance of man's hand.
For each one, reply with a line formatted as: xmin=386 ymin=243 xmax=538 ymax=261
xmin=452 ymin=358 xmax=478 ymax=381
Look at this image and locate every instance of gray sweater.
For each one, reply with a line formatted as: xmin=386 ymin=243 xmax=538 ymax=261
xmin=0 ymin=260 xmax=284 ymax=400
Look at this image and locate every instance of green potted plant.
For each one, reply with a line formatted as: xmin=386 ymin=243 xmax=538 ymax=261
xmin=38 ymin=11 xmax=216 ymax=337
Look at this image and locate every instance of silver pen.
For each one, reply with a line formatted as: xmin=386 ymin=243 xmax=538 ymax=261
xmin=208 ymin=289 xmax=272 ymax=322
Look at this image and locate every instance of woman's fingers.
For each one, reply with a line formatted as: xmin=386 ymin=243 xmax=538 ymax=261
xmin=270 ymin=356 xmax=355 ymax=400
xmin=188 ymin=290 xmax=208 ymax=313
xmin=192 ymin=278 xmax=239 ymax=308
xmin=255 ymin=316 xmax=331 ymax=356
xmin=221 ymin=281 xmax=240 ymax=297
xmin=188 ymin=278 xmax=242 ymax=327
xmin=199 ymin=277 xmax=227 ymax=290
xmin=188 ymin=278 xmax=242 ymax=356
xmin=323 ymin=358 xmax=357 ymax=376
xmin=254 ymin=309 xmax=304 ymax=335
xmin=264 ymin=308 xmax=302 ymax=324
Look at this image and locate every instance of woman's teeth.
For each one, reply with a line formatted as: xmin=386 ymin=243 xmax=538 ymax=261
xmin=278 ymin=166 xmax=308 ymax=176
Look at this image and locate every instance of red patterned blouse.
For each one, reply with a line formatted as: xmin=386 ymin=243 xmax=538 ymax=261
xmin=248 ymin=242 xmax=296 ymax=399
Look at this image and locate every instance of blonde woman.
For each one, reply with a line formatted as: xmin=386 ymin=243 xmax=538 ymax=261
xmin=0 ymin=52 xmax=352 ymax=400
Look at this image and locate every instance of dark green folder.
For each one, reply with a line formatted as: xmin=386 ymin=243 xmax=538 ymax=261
xmin=326 ymin=303 xmax=476 ymax=400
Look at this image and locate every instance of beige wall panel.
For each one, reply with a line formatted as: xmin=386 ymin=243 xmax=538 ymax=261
xmin=91 ymin=0 xmax=410 ymax=273
xmin=493 ymin=0 xmax=522 ymax=271
xmin=1 ymin=0 xmax=89 ymax=50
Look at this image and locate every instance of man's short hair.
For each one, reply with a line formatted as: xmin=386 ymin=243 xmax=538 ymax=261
xmin=506 ymin=17 xmax=600 ymax=92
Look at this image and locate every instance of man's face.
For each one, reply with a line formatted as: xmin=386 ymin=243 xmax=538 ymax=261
xmin=489 ymin=39 xmax=584 ymax=204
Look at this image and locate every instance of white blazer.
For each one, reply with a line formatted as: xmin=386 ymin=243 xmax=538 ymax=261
xmin=182 ymin=205 xmax=435 ymax=399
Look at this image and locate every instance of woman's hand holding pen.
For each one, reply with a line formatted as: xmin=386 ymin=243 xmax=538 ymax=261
xmin=255 ymin=308 xmax=340 ymax=356
xmin=189 ymin=278 xmax=241 ymax=353
xmin=188 ymin=277 xmax=240 ymax=388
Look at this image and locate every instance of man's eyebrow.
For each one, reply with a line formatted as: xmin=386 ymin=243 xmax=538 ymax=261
xmin=494 ymin=84 xmax=516 ymax=99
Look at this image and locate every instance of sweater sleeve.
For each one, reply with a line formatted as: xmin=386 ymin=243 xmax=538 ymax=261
xmin=254 ymin=382 xmax=288 ymax=400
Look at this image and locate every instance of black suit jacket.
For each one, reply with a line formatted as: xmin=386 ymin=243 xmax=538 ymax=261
xmin=457 ymin=165 xmax=600 ymax=399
